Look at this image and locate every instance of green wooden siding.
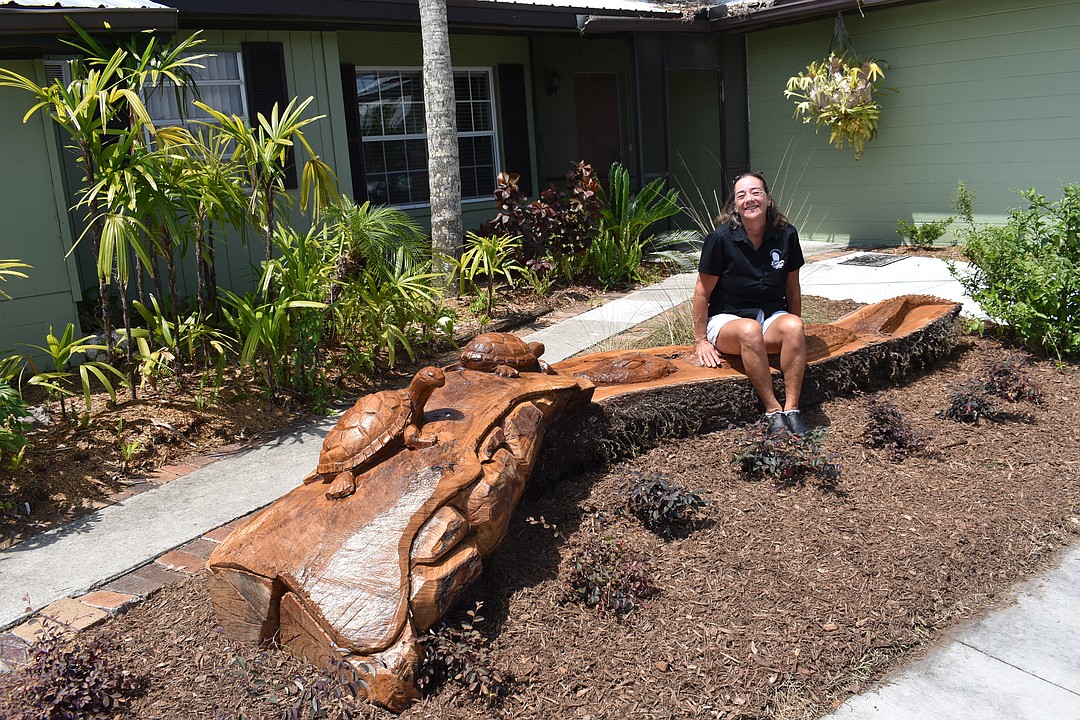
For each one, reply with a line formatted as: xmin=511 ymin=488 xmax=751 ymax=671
xmin=0 ymin=60 xmax=81 ymax=359
xmin=746 ymin=0 xmax=1080 ymax=244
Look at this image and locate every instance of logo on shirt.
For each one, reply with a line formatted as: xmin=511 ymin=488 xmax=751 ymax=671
xmin=770 ymin=249 xmax=785 ymax=270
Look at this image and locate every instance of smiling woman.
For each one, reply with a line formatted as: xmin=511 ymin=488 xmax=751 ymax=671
xmin=693 ymin=170 xmax=810 ymax=437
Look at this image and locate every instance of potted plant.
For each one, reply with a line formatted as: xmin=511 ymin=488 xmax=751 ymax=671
xmin=784 ymin=52 xmax=890 ymax=159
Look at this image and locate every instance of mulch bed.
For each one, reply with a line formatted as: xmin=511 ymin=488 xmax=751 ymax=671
xmin=4 ymin=332 xmax=1078 ymax=719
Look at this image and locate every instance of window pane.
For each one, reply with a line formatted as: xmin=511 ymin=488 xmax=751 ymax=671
xmin=472 ymin=102 xmax=492 ymax=132
xmin=400 ymin=72 xmax=422 ymax=101
xmin=363 ymin=143 xmax=385 ymax=174
xmin=474 ymin=136 xmax=494 ymax=166
xmin=413 ymin=172 xmax=430 ymax=202
xmin=458 ymin=136 xmax=475 ymax=167
xmin=406 ymin=139 xmax=427 ymax=170
xmin=456 ymin=103 xmax=473 ymax=133
xmin=194 ymin=53 xmax=241 ymax=82
xmin=405 ymin=101 xmax=426 ymax=134
xmin=367 ymin=178 xmax=388 ymax=204
xmin=356 ymin=74 xmax=380 ymax=102
xmin=358 ymin=103 xmax=382 ymax=136
xmin=199 ymin=85 xmax=244 ymax=117
xmin=454 ymin=74 xmax=470 ymax=101
xmin=461 ymin=167 xmax=479 ymax=198
xmin=471 ymin=73 xmax=487 ymax=101
xmin=384 ymin=140 xmax=407 ymax=171
xmin=387 ymin=172 xmax=412 ymax=204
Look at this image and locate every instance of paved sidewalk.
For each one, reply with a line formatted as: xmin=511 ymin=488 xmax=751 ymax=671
xmin=2 ymin=244 xmax=1077 ymax=719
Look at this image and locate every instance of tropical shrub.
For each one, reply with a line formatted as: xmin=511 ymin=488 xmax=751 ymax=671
xmin=955 ymin=183 xmax=1080 ymax=357
xmin=25 ymin=324 xmax=125 ymax=419
xmin=590 ymin=162 xmax=690 ymax=287
xmin=450 ymin=232 xmax=526 ymax=316
xmin=0 ymin=627 xmax=142 ymax=720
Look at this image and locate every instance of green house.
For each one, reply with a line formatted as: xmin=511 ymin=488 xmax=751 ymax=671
xmin=2 ymin=0 xmax=1078 ymax=359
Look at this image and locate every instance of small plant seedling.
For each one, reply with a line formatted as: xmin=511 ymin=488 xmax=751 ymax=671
xmin=862 ymin=398 xmax=929 ymax=461
xmin=416 ymin=602 xmax=512 ymax=704
xmin=734 ymin=423 xmax=841 ymax=488
xmin=623 ymin=472 xmax=706 ymax=538
xmin=562 ymin=538 xmax=658 ymax=617
xmin=982 ymin=351 xmax=1040 ymax=403
xmin=940 ymin=379 xmax=997 ymax=424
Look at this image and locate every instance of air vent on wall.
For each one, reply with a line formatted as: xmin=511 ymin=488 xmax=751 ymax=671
xmin=42 ymin=59 xmax=72 ymax=86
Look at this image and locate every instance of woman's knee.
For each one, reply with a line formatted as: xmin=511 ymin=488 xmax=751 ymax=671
xmin=718 ymin=319 xmax=765 ymax=351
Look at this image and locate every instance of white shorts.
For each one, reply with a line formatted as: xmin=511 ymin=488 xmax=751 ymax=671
xmin=706 ymin=310 xmax=789 ymax=344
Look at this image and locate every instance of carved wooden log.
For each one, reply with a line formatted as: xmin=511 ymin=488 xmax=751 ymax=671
xmin=539 ymin=294 xmax=962 ymax=482
xmin=208 ymin=370 xmax=590 ymax=712
xmin=207 ymin=294 xmax=961 ymax=712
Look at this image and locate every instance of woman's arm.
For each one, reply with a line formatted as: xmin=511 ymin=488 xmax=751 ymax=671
xmin=786 ymin=268 xmax=802 ymax=317
xmin=694 ymin=273 xmax=723 ymax=367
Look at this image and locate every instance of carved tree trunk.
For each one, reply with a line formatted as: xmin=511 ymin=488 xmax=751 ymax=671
xmin=418 ymin=0 xmax=462 ymax=288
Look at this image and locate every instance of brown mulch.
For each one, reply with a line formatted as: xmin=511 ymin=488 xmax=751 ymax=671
xmin=3 ymin=332 xmax=1078 ymax=720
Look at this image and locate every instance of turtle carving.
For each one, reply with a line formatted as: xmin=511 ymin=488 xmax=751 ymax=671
xmin=449 ymin=332 xmax=552 ymax=377
xmin=572 ymin=351 xmax=677 ymax=385
xmin=303 ymin=366 xmax=445 ymax=499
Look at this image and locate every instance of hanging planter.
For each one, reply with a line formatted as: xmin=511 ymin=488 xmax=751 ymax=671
xmin=784 ymin=13 xmax=892 ymax=159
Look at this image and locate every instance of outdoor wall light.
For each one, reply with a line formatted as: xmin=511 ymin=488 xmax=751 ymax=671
xmin=546 ymin=69 xmax=561 ymax=97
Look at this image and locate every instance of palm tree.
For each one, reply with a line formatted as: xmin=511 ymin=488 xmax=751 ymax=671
xmin=418 ymin=0 xmax=463 ymax=287
xmin=195 ymin=96 xmax=339 ymax=262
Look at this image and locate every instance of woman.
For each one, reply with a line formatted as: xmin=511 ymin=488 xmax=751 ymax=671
xmin=693 ymin=171 xmax=809 ymax=437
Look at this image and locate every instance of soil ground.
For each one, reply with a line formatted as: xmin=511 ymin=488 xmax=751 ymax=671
xmin=3 ymin=325 xmax=1078 ymax=720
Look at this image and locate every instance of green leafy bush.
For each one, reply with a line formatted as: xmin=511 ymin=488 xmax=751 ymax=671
xmin=862 ymin=398 xmax=928 ymax=461
xmin=955 ymin=183 xmax=1080 ymax=358
xmin=416 ymin=602 xmax=512 ymax=703
xmin=734 ymin=424 xmax=841 ymax=487
xmin=562 ymin=538 xmax=658 ymax=616
xmin=624 ymin=472 xmax=706 ymax=538
xmin=896 ymin=216 xmax=954 ymax=248
xmin=0 ymin=627 xmax=142 ymax=720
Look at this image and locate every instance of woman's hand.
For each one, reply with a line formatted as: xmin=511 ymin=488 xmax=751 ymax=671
xmin=696 ymin=338 xmax=722 ymax=368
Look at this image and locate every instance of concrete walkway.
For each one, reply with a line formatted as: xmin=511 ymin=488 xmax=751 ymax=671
xmin=2 ymin=244 xmax=1077 ymax=718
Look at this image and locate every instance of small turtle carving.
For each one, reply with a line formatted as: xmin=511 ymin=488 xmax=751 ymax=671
xmin=448 ymin=332 xmax=552 ymax=377
xmin=573 ymin=351 xmax=677 ymax=385
xmin=303 ymin=366 xmax=445 ymax=499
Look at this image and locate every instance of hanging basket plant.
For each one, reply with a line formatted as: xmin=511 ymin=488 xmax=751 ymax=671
xmin=784 ymin=13 xmax=893 ymax=159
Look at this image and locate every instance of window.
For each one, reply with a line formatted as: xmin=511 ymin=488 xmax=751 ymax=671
xmin=356 ymin=68 xmax=498 ymax=206
xmin=143 ymin=51 xmax=248 ymax=130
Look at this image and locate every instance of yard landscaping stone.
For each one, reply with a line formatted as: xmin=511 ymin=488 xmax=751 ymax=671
xmin=100 ymin=563 xmax=186 ymax=599
xmin=77 ymin=590 xmax=139 ymax=615
xmin=38 ymin=597 xmax=109 ymax=631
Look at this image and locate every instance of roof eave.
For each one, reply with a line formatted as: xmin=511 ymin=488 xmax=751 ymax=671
xmin=0 ymin=7 xmax=177 ymax=35
xmin=708 ymin=0 xmax=932 ymax=33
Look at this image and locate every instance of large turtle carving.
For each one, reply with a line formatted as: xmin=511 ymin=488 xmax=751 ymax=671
xmin=303 ymin=366 xmax=445 ymax=499
xmin=449 ymin=332 xmax=552 ymax=377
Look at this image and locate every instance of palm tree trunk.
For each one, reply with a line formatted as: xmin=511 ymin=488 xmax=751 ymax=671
xmin=418 ymin=0 xmax=463 ymax=290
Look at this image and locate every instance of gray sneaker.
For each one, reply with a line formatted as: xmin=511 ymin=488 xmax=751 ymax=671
xmin=782 ymin=409 xmax=809 ymax=436
xmin=766 ymin=411 xmax=790 ymax=438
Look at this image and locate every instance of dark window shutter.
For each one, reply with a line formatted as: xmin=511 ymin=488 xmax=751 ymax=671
xmin=497 ymin=64 xmax=532 ymax=196
xmin=242 ymin=42 xmax=297 ymax=189
xmin=340 ymin=63 xmax=367 ymax=201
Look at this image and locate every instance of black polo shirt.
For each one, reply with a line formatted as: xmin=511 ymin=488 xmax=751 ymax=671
xmin=698 ymin=223 xmax=804 ymax=318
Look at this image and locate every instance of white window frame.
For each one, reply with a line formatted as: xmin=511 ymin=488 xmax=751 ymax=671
xmin=355 ymin=66 xmax=500 ymax=208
